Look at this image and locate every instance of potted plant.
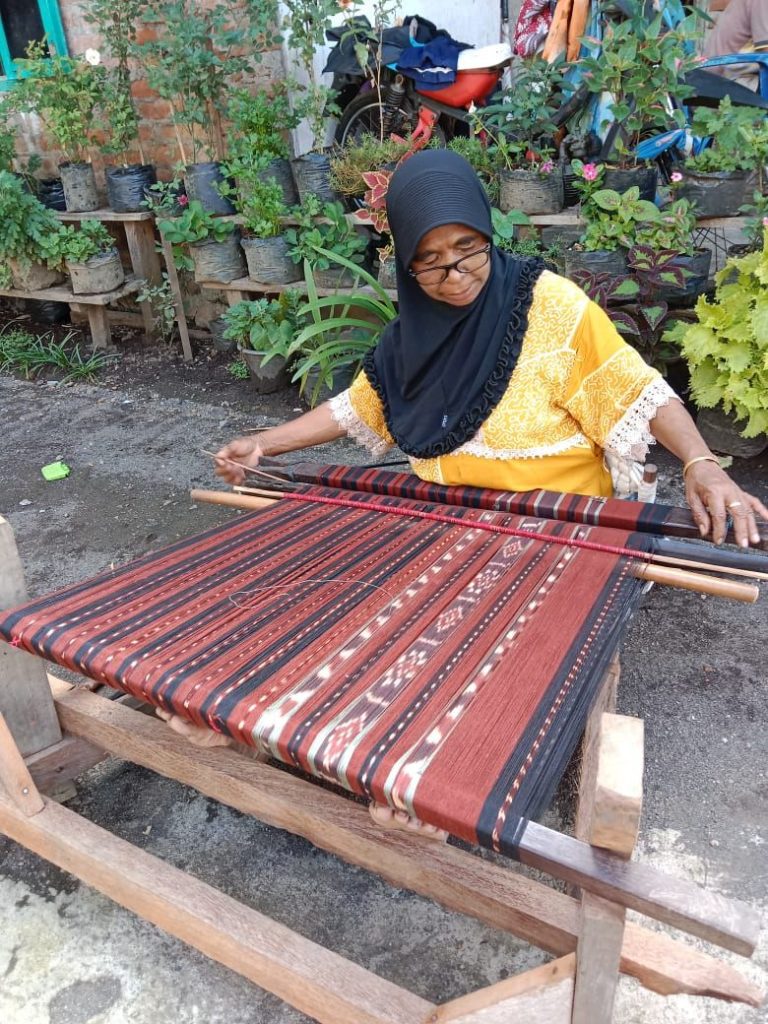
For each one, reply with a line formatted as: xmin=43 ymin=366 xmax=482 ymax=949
xmin=223 ymin=87 xmax=300 ymax=207
xmin=573 ymin=245 xmax=697 ymax=376
xmin=639 ymin=195 xmax=710 ymax=304
xmin=10 ymin=43 xmax=105 ymax=212
xmin=329 ymin=133 xmax=414 ymax=201
xmin=285 ymin=199 xmax=368 ymax=289
xmin=474 ymin=58 xmax=564 ymax=215
xmin=56 ymin=220 xmax=125 ymax=295
xmin=0 ymin=171 xmax=66 ymax=290
xmin=222 ymin=292 xmax=305 ymax=392
xmin=664 ymin=231 xmax=768 ymax=456
xmin=84 ymin=0 xmax=157 ymax=212
xmin=235 ymin=177 xmax=300 ymax=285
xmin=157 ymin=200 xmax=245 ymax=283
xmin=289 ymin=251 xmax=397 ymax=406
xmin=578 ymin=0 xmax=700 ymax=196
xmin=137 ymin=0 xmax=280 ymax=212
xmin=565 ymin=185 xmax=663 ymax=278
xmin=678 ymin=98 xmax=765 ymax=217
xmin=282 ymin=0 xmax=341 ymax=201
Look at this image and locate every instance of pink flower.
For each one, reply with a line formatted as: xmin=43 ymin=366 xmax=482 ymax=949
xmin=178 ymin=194 xmax=189 ymax=207
xmin=762 ymin=216 xmax=768 ymax=227
xmin=540 ymin=160 xmax=555 ymax=174
xmin=670 ymin=171 xmax=683 ymax=183
xmin=582 ymin=163 xmax=599 ymax=182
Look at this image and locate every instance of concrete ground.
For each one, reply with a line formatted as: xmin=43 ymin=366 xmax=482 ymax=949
xmin=0 ymin=343 xmax=766 ymax=1024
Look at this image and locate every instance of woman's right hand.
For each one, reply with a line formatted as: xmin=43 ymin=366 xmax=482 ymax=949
xmin=214 ymin=435 xmax=265 ymax=485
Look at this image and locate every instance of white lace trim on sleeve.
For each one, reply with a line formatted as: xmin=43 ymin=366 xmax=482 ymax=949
xmin=329 ymin=390 xmax=393 ymax=457
xmin=605 ymin=377 xmax=679 ymax=461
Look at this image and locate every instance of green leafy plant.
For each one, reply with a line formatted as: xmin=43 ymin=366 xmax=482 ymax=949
xmin=142 ymin=175 xmax=188 ymax=215
xmin=473 ymin=58 xmax=563 ymax=172
xmin=580 ymin=186 xmax=663 ymax=252
xmin=136 ymin=275 xmax=177 ymax=344
xmin=286 ymin=201 xmax=368 ymax=270
xmin=222 ymin=292 xmax=306 ymax=363
xmin=491 ymin=207 xmax=533 ymax=252
xmin=227 ymin=358 xmax=249 ymax=380
xmin=330 ymin=134 xmax=413 ymax=196
xmin=0 ymin=323 xmax=108 ymax=382
xmin=574 ymin=245 xmax=694 ymax=373
xmin=570 ymin=159 xmax=605 ymax=203
xmin=83 ymin=0 xmax=145 ymax=164
xmin=688 ymin=97 xmax=765 ymax=174
xmin=282 ymin=0 xmax=340 ymax=152
xmin=0 ymin=124 xmax=16 ymax=173
xmin=218 ymin=152 xmax=287 ymax=238
xmin=0 ymin=171 xmax=64 ymax=285
xmin=157 ymin=200 xmax=235 ymax=271
xmin=289 ymin=250 xmax=397 ymax=405
xmin=10 ymin=42 xmax=106 ymax=164
xmin=225 ymin=87 xmax=298 ymax=165
xmin=56 ymin=220 xmax=115 ymax=264
xmin=137 ymin=0 xmax=281 ymax=164
xmin=578 ymin=0 xmax=702 ymax=167
xmin=664 ymin=230 xmax=768 ymax=437
xmin=447 ymin=136 xmax=500 ymax=203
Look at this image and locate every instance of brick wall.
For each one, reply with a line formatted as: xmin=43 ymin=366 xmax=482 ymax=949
xmin=10 ymin=0 xmax=286 ymax=182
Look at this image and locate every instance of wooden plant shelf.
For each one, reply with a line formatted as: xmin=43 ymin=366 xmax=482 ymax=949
xmin=197 ymin=275 xmax=397 ymax=307
xmin=0 ymin=276 xmax=143 ymax=350
xmin=526 ymin=212 xmax=749 ymax=230
xmin=54 ymin=208 xmax=154 ymax=224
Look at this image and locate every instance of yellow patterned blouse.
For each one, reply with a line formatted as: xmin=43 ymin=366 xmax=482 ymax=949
xmin=330 ymin=271 xmax=677 ymax=498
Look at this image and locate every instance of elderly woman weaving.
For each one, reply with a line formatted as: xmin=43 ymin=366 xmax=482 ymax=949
xmin=163 ymin=150 xmax=767 ymax=836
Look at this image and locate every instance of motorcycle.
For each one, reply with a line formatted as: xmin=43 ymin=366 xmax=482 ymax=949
xmin=326 ymin=16 xmax=513 ymax=148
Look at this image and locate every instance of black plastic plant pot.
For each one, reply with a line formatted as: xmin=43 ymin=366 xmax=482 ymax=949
xmin=67 ymin=249 xmax=125 ymax=295
xmin=603 ymin=165 xmax=658 ymax=203
xmin=23 ymin=298 xmax=69 ymax=324
xmin=241 ymin=235 xmax=301 ymax=285
xmin=59 ymin=162 xmax=100 ymax=213
xmin=190 ymin=232 xmax=246 ymax=284
xmin=37 ymin=177 xmax=67 ymax=211
xmin=290 ymin=153 xmax=337 ymax=204
xmin=657 ymin=248 xmax=713 ymax=306
xmin=676 ymin=169 xmax=751 ymax=218
xmin=209 ymin=316 xmax=237 ymax=354
xmin=563 ymin=248 xmax=628 ymax=279
xmin=499 ymin=167 xmax=564 ymax=215
xmin=184 ymin=162 xmax=236 ymax=215
xmin=263 ymin=157 xmax=299 ymax=207
xmin=105 ymin=164 xmax=158 ymax=213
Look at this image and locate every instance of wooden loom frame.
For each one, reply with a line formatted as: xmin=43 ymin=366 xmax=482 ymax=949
xmin=0 ymin=512 xmax=763 ymax=1023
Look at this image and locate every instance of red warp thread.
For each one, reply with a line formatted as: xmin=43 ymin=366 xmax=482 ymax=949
xmin=280 ymin=490 xmax=654 ymax=563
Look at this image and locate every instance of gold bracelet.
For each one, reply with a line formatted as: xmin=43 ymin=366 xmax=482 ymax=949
xmin=682 ymin=455 xmax=720 ymax=479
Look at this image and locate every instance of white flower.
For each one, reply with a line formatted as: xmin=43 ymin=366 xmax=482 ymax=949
xmin=84 ymin=48 xmax=101 ymax=66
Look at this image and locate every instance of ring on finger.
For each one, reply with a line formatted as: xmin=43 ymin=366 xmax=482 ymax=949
xmin=728 ymin=501 xmax=744 ymax=510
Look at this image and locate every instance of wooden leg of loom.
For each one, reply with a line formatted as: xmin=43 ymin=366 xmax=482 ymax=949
xmin=572 ymin=712 xmax=643 ymax=1024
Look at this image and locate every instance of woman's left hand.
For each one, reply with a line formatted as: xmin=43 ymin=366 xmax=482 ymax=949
xmin=685 ymin=460 xmax=768 ymax=547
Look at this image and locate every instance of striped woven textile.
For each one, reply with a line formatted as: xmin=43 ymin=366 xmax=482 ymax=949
xmin=283 ymin=463 xmax=704 ymax=539
xmin=0 ymin=488 xmax=651 ymax=854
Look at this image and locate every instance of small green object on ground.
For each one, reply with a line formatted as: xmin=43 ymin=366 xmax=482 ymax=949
xmin=41 ymin=461 xmax=71 ymax=481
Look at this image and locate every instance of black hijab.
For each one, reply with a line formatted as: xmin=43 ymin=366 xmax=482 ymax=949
xmin=362 ymin=149 xmax=544 ymax=459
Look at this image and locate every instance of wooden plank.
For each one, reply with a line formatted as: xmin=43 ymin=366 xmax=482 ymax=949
xmin=0 ymin=276 xmax=142 ymax=306
xmin=0 ymin=517 xmax=62 ymax=756
xmin=0 ymin=788 xmax=434 ymax=1024
xmin=55 ymin=208 xmax=154 ymax=223
xmin=25 ymin=734 xmax=106 ymax=795
xmin=85 ymin=305 xmax=112 ymax=350
xmin=515 ymin=819 xmax=760 ymax=955
xmin=51 ymin=687 xmax=764 ymax=1005
xmin=433 ymin=955 xmax=574 ymax=1023
xmin=572 ymin=713 xmax=643 ymax=1024
xmin=0 ymin=712 xmax=44 ymax=815
xmin=526 ymin=213 xmax=748 ymax=230
xmin=124 ymin=219 xmax=162 ymax=339
xmin=198 ymin=275 xmax=398 ymax=302
xmin=158 ymin=233 xmax=193 ymax=362
xmin=574 ymin=656 xmax=620 ymax=848
xmin=590 ymin=714 xmax=643 ymax=858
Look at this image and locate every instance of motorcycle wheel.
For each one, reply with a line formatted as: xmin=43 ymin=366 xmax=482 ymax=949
xmin=335 ymin=91 xmax=446 ymax=148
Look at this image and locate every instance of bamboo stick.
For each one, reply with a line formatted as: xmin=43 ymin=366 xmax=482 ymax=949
xmin=189 ymin=489 xmax=760 ymax=602
xmin=190 ymin=489 xmax=277 ymax=511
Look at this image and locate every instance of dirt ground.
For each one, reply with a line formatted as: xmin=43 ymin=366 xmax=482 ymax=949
xmin=0 ymin=327 xmax=767 ymax=1024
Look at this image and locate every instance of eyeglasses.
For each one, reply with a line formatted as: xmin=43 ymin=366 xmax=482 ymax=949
xmin=408 ymin=244 xmax=491 ymax=286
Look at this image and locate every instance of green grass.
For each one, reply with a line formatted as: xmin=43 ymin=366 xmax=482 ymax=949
xmin=0 ymin=323 xmax=109 ymax=383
